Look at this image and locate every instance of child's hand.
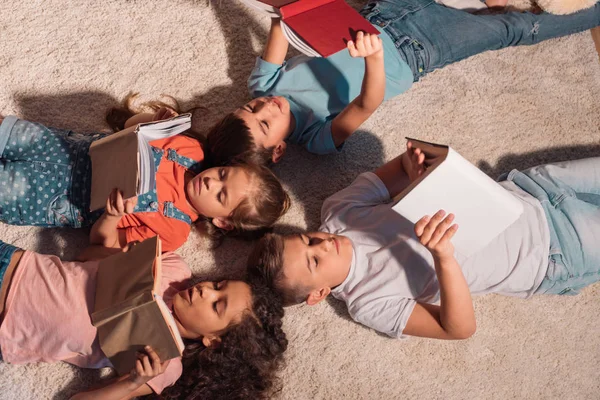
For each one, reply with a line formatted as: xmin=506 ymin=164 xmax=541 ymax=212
xmin=129 ymin=346 xmax=170 ymax=386
xmin=414 ymin=210 xmax=458 ymax=261
xmin=105 ymin=189 xmax=138 ymax=218
xmin=347 ymin=32 xmax=383 ymax=59
xmin=152 ymin=107 xmax=178 ymax=122
xmin=401 ymin=141 xmax=427 ymax=182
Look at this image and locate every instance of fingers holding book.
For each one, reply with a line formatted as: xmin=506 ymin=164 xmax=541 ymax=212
xmin=414 ymin=210 xmax=458 ymax=261
xmin=105 ymin=189 xmax=138 ymax=218
xmin=152 ymin=107 xmax=178 ymax=122
xmin=129 ymin=345 xmax=170 ymax=386
xmin=402 ymin=141 xmax=427 ymax=182
xmin=347 ymin=31 xmax=383 ymax=59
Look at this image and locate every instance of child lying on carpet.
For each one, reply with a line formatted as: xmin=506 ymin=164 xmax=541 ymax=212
xmin=0 ymin=110 xmax=290 ymax=251
xmin=0 ymin=241 xmax=287 ymax=399
xmin=248 ymin=140 xmax=600 ymax=340
xmin=206 ymin=1 xmax=600 ymax=164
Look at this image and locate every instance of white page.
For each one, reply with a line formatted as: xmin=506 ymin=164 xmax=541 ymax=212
xmin=154 ymin=294 xmax=185 ymax=353
xmin=238 ymin=0 xmax=280 ymax=16
xmin=136 ymin=114 xmax=192 ymax=194
xmin=392 ymin=148 xmax=523 ymax=258
xmin=281 ymin=22 xmax=321 ymax=57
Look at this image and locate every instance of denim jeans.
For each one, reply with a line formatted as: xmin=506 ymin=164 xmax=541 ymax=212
xmin=361 ymin=0 xmax=600 ymax=81
xmin=505 ymin=158 xmax=600 ymax=295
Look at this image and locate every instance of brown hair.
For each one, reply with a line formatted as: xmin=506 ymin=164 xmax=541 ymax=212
xmin=199 ymin=163 xmax=291 ymax=246
xmin=205 ymin=113 xmax=275 ymax=167
xmin=161 ymin=276 xmax=288 ymax=400
xmin=107 ymin=95 xmax=274 ymax=168
xmin=247 ymin=233 xmax=311 ymax=306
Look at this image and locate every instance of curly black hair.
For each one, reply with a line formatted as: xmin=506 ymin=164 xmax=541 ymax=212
xmin=160 ymin=277 xmax=288 ymax=400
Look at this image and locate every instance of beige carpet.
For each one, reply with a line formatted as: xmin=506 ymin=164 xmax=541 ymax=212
xmin=1 ymin=0 xmax=599 ymax=399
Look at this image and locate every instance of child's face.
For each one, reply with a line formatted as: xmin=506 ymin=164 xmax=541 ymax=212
xmin=172 ymin=280 xmax=252 ymax=344
xmin=234 ymin=96 xmax=294 ymax=149
xmin=282 ymin=232 xmax=353 ymax=300
xmin=186 ymin=166 xmax=254 ymax=224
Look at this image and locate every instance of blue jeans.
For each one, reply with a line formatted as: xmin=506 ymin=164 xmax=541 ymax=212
xmin=0 ymin=117 xmax=105 ymax=227
xmin=505 ymin=158 xmax=600 ymax=295
xmin=0 ymin=240 xmax=19 ymax=293
xmin=361 ymin=0 xmax=600 ymax=81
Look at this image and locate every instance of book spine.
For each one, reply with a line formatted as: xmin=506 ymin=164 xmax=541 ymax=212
xmin=280 ymin=0 xmax=335 ymax=19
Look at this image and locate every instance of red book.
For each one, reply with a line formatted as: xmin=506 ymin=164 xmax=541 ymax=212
xmin=240 ymin=0 xmax=380 ymax=57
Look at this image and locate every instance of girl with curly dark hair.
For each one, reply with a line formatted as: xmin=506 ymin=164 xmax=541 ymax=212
xmin=0 ymin=239 xmax=288 ymax=399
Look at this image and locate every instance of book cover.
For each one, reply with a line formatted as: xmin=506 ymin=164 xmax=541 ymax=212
xmin=88 ymin=113 xmax=192 ymax=211
xmin=239 ymin=0 xmax=379 ymax=57
xmin=91 ymin=236 xmax=185 ymax=375
xmin=392 ymin=138 xmax=524 ymax=258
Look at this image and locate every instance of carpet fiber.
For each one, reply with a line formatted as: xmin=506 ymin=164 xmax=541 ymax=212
xmin=0 ymin=0 xmax=599 ymax=399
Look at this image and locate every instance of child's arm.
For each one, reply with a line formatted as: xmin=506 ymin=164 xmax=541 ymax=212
xmin=403 ymin=211 xmax=477 ymax=340
xmin=70 ymin=346 xmax=169 ymax=400
xmin=89 ymin=189 xmax=138 ymax=249
xmin=374 ymin=140 xmax=426 ymax=198
xmin=262 ymin=18 xmax=289 ymax=65
xmin=331 ymin=32 xmax=385 ymax=148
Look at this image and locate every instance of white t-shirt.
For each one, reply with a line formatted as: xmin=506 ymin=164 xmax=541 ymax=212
xmin=322 ymin=172 xmax=550 ymax=339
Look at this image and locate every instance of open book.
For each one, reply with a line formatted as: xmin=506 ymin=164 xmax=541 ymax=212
xmin=88 ymin=113 xmax=192 ymax=211
xmin=239 ymin=0 xmax=379 ymax=57
xmin=392 ymin=138 xmax=524 ymax=258
xmin=91 ymin=236 xmax=185 ymax=375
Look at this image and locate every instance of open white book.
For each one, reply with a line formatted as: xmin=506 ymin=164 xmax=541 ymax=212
xmin=88 ymin=113 xmax=192 ymax=211
xmin=392 ymin=138 xmax=524 ymax=258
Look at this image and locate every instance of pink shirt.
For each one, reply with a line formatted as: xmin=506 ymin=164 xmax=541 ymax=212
xmin=0 ymin=251 xmax=192 ymax=394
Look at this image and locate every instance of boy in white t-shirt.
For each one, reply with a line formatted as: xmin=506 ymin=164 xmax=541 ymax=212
xmin=247 ymin=141 xmax=600 ymax=340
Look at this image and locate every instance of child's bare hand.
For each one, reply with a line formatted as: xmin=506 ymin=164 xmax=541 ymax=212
xmin=152 ymin=107 xmax=178 ymax=122
xmin=347 ymin=32 xmax=383 ymax=59
xmin=402 ymin=141 xmax=427 ymax=182
xmin=415 ymin=210 xmax=458 ymax=261
xmin=129 ymin=346 xmax=170 ymax=386
xmin=105 ymin=189 xmax=138 ymax=218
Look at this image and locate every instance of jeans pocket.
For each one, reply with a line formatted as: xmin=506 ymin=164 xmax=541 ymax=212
xmin=46 ymin=193 xmax=78 ymax=227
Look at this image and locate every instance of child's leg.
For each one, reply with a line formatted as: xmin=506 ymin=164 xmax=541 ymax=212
xmin=507 ymin=157 xmax=600 ymax=295
xmin=365 ymin=0 xmax=599 ymax=81
xmin=0 ymin=117 xmax=103 ymax=227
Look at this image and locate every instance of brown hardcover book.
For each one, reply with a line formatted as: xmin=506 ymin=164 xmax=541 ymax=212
xmin=88 ymin=113 xmax=192 ymax=211
xmin=91 ymin=236 xmax=185 ymax=375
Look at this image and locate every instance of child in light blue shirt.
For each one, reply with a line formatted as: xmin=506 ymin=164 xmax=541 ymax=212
xmin=205 ymin=1 xmax=600 ymax=165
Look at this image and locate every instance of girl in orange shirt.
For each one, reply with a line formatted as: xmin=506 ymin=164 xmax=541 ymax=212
xmin=0 ymin=108 xmax=290 ymax=251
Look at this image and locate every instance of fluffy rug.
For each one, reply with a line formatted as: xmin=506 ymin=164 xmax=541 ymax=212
xmin=0 ymin=0 xmax=599 ymax=399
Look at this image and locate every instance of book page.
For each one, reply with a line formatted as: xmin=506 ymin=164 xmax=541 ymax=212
xmin=136 ymin=113 xmax=192 ymax=194
xmin=392 ymin=145 xmax=523 ymax=258
xmin=88 ymin=125 xmax=139 ymax=211
xmin=155 ymin=295 xmax=185 ymax=353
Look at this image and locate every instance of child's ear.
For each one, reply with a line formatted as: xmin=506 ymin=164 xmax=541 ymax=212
xmin=306 ymin=287 xmax=331 ymax=306
xmin=212 ymin=217 xmax=234 ymax=231
xmin=272 ymin=142 xmax=287 ymax=163
xmin=202 ymin=335 xmax=222 ymax=348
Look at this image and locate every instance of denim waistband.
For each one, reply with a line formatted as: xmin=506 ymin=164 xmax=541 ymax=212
xmin=0 ymin=241 xmax=20 ymax=290
xmin=360 ymin=1 xmax=431 ymax=81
